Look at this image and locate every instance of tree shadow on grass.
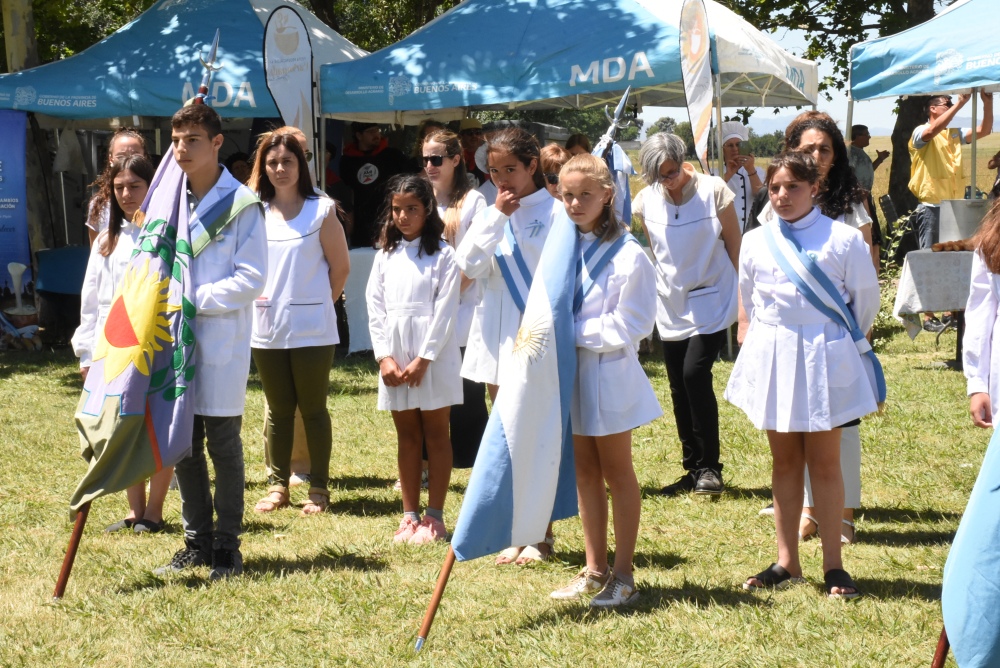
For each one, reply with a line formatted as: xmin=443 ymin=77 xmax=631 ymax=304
xmin=724 ymin=486 xmax=773 ymax=502
xmin=855 ymin=577 xmax=941 ymax=602
xmin=517 ymin=582 xmax=768 ymax=629
xmin=855 ymin=528 xmax=955 ymax=547
xmin=330 ymin=474 xmax=396 ymax=491
xmin=328 ymin=495 xmax=399 ymax=517
xmin=555 ymin=548 xmax=687 ymax=572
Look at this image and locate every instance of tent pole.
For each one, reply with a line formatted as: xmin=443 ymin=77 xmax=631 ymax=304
xmin=971 ymin=88 xmax=979 ymax=197
xmin=846 ymin=99 xmax=854 ymax=142
xmin=320 ymin=114 xmax=327 ymax=193
xmin=155 ymin=127 xmax=161 ymax=156
xmin=713 ymin=72 xmax=732 ymax=359
xmin=56 ymin=129 xmax=68 ymax=244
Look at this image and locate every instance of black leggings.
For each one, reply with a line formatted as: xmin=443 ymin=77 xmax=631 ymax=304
xmin=661 ymin=330 xmax=727 ymax=473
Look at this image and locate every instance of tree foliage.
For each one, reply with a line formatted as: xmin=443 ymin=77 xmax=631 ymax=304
xmin=302 ymin=0 xmax=460 ymax=53
xmin=646 ymin=116 xmax=677 ymax=137
xmin=476 ymin=107 xmax=643 ymax=146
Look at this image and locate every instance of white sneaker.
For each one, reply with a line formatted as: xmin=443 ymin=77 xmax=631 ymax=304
xmin=289 ymin=472 xmax=311 ymax=487
xmin=590 ymin=575 xmax=639 ymax=608
xmin=550 ymin=568 xmax=611 ymax=600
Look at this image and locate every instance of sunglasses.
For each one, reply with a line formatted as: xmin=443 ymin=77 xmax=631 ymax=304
xmin=657 ymin=168 xmax=683 ymax=182
xmin=422 ymin=155 xmax=446 ymax=167
xmin=932 ymin=100 xmax=953 ymax=108
xmin=544 ymin=173 xmax=559 ymax=185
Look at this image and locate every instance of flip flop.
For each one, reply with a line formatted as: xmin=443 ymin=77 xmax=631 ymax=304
xmin=495 ymin=546 xmax=523 ymax=565
xmin=515 ymin=535 xmax=554 ymax=566
xmin=743 ymin=563 xmax=806 ymax=591
xmin=824 ymin=568 xmax=861 ymax=600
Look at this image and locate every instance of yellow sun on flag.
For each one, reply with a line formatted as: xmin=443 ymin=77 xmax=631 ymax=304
xmin=94 ymin=259 xmax=180 ymax=383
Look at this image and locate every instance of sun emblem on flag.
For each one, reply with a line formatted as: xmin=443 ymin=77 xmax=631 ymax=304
xmin=94 ymin=259 xmax=180 ymax=382
xmin=512 ymin=316 xmax=550 ymax=366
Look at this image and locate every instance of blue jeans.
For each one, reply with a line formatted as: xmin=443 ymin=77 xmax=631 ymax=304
xmin=914 ymin=204 xmax=940 ymax=249
xmin=174 ymin=415 xmax=245 ymax=552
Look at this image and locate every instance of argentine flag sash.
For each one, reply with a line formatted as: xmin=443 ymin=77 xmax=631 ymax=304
xmin=574 ymin=231 xmax=638 ymax=314
xmin=763 ymin=217 xmax=887 ymax=405
xmin=494 ymin=220 xmax=533 ymax=313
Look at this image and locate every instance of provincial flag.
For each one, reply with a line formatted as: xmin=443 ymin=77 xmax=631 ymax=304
xmin=942 ymin=427 xmax=1000 ymax=667
xmin=451 ymin=209 xmax=579 ymax=561
xmin=70 ymin=152 xmax=197 ymax=514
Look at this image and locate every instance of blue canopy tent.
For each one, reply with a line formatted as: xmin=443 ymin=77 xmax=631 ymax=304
xmin=318 ymin=0 xmax=819 ymax=125
xmin=849 ymin=0 xmax=999 ymax=191
xmin=0 ymin=0 xmax=366 ymax=122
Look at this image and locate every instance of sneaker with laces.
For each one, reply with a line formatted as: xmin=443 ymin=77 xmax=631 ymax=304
xmin=209 ymin=548 xmax=243 ymax=581
xmin=153 ymin=544 xmax=210 ymax=576
xmin=409 ymin=515 xmax=447 ymax=545
xmin=694 ymin=468 xmax=724 ymax=495
xmin=393 ymin=516 xmax=420 ymax=543
xmin=659 ymin=472 xmax=696 ymax=497
xmin=590 ymin=575 xmax=639 ymax=608
xmin=550 ymin=568 xmax=612 ymax=600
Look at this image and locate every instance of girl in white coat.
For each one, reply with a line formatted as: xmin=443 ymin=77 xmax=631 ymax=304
xmin=548 ymin=155 xmax=661 ymax=608
xmin=965 ymin=199 xmax=1000 ymax=428
xmin=727 ymin=152 xmax=879 ymax=599
xmin=367 ymin=174 xmax=462 ymax=545
xmin=73 ymin=154 xmax=174 ymax=534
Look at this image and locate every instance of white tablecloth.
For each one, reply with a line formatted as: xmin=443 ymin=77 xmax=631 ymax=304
xmin=892 ymin=249 xmax=973 ymax=339
xmin=344 ymin=248 xmax=377 ymax=354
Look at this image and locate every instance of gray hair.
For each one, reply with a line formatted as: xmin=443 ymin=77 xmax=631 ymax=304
xmin=638 ymin=134 xmax=687 ymax=186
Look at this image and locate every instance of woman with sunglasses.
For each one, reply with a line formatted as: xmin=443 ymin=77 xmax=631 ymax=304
xmin=633 ymin=133 xmax=742 ymax=498
xmin=540 ymin=144 xmax=571 ymax=200
xmin=422 ymin=129 xmax=490 ymax=470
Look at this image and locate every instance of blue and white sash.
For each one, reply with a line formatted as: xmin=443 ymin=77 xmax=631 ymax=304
xmin=763 ymin=219 xmax=887 ymax=404
xmin=573 ymin=232 xmax=637 ymax=314
xmin=495 ymin=220 xmax=533 ymax=313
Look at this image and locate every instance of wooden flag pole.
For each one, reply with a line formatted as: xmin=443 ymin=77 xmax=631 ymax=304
xmin=414 ymin=545 xmax=457 ymax=652
xmin=53 ymin=501 xmax=91 ymax=600
xmin=930 ymin=627 xmax=950 ymax=668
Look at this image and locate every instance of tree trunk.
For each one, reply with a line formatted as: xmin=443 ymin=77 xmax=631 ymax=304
xmin=884 ymin=0 xmax=937 ymax=217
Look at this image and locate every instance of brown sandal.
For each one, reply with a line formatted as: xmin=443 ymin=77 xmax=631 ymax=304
xmin=254 ymin=485 xmax=290 ymax=513
xmin=300 ymin=487 xmax=329 ymax=516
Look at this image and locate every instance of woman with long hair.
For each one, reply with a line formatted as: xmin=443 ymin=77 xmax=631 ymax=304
xmin=74 ymin=154 xmax=174 ymax=534
xmin=86 ymin=128 xmax=148 ymax=245
xmin=249 ymin=130 xmax=350 ymax=517
xmin=422 ymin=129 xmax=489 ymax=470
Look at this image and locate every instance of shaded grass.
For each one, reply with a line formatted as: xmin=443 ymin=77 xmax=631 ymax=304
xmin=0 ymin=324 xmax=978 ymax=666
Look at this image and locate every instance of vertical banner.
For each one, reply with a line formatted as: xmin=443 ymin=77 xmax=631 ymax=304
xmin=680 ymin=0 xmax=713 ymax=174
xmin=264 ymin=7 xmax=317 ymax=181
xmin=0 ymin=110 xmax=30 ymax=287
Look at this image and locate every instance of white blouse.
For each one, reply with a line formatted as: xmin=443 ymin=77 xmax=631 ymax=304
xmin=964 ymin=250 xmax=1000 ymax=421
xmin=439 ymin=189 xmax=487 ymax=348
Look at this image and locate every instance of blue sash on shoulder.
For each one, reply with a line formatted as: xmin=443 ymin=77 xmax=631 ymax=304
xmin=573 ymin=232 xmax=637 ymax=314
xmin=494 ymin=220 xmax=533 ymax=313
xmin=763 ymin=219 xmax=887 ymax=404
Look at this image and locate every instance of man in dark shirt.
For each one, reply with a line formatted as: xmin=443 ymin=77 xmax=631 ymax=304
xmin=339 ymin=123 xmax=411 ymax=248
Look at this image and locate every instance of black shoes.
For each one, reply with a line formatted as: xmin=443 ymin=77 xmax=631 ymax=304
xmin=154 ymin=544 xmax=210 ymax=575
xmin=209 ymin=548 xmax=244 ymax=581
xmin=694 ymin=468 xmax=724 ymax=495
xmin=659 ymin=472 xmax=697 ymax=497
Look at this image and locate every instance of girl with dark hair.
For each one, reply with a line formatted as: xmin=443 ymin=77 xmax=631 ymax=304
xmin=250 ymin=128 xmax=350 ymax=517
xmin=74 ymin=154 xmax=174 ymax=534
xmin=423 ymin=130 xmax=490 ymax=470
xmin=754 ymin=111 xmax=876 ymax=543
xmin=727 ymin=151 xmax=879 ymax=599
xmin=455 ymin=125 xmax=563 ymax=564
xmin=86 ymin=128 xmax=149 ymax=244
xmin=966 ymin=198 xmax=1000 ymax=428
xmin=367 ymin=174 xmax=462 ymax=544
xmin=549 ymin=154 xmax=660 ymax=607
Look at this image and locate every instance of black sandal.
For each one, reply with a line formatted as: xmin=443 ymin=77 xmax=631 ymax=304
xmin=133 ymin=518 xmax=164 ymax=534
xmin=104 ymin=518 xmax=135 ymax=533
xmin=824 ymin=568 xmax=861 ymax=600
xmin=743 ymin=563 xmax=805 ymax=591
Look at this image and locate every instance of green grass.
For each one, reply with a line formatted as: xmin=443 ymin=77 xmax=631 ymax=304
xmin=0 ymin=321 xmax=979 ymax=666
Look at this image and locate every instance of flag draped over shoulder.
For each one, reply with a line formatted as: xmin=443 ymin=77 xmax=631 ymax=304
xmin=942 ymin=428 xmax=1000 ymax=667
xmin=451 ymin=210 xmax=579 ymax=561
xmin=70 ymin=152 xmax=196 ymax=514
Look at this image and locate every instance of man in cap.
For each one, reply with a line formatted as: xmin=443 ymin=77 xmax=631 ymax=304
xmin=339 ymin=122 xmax=412 ymax=248
xmin=848 ymin=124 xmax=888 ymax=267
xmin=714 ymin=121 xmax=764 ymax=234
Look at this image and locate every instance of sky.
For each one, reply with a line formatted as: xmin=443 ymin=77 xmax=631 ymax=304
xmin=637 ymin=25 xmax=900 ymax=138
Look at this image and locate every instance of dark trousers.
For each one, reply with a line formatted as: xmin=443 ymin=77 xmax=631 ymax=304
xmin=450 ymin=348 xmax=489 ymax=469
xmin=662 ymin=330 xmax=727 ymax=474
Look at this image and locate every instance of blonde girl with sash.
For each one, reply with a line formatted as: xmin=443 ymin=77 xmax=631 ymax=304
xmin=455 ymin=127 xmax=563 ymax=564
xmin=548 ymin=154 xmax=660 ymax=608
xmin=423 ymin=130 xmax=489 ymax=470
xmin=726 ymin=152 xmax=880 ymax=599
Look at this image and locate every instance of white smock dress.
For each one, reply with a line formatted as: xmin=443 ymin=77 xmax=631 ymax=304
xmin=455 ymin=188 xmax=562 ymax=384
xmin=725 ymin=208 xmax=880 ymax=432
xmin=366 ymin=238 xmax=462 ymax=411
xmin=571 ymin=231 xmax=663 ymax=436
xmin=72 ymin=222 xmax=141 ymax=367
xmin=252 ymin=197 xmax=340 ymax=349
xmin=438 ymin=189 xmax=487 ymax=348
xmin=964 ymin=251 xmax=1000 ymax=421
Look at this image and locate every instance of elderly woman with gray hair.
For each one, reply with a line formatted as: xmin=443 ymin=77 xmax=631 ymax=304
xmin=632 ymin=133 xmax=742 ymax=497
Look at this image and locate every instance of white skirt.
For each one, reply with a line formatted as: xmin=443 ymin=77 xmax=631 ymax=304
xmin=571 ymin=347 xmax=663 ymax=437
xmin=377 ymin=316 xmax=463 ymax=412
xmin=725 ymin=319 xmax=878 ymax=432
